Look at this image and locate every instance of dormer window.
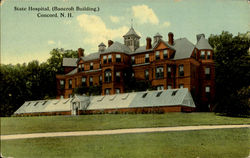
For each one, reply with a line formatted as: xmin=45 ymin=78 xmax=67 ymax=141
xmin=145 ymin=54 xmax=149 ymax=63
xmin=108 ymin=54 xmax=112 ymax=63
xmin=163 ymin=50 xmax=168 ymax=59
xmin=207 ymin=51 xmax=211 ymax=59
xmin=155 ymin=51 xmax=160 ymax=60
xmin=103 ymin=56 xmax=107 ymax=64
xmin=116 ymin=54 xmax=121 ymax=63
xmin=201 ymin=51 xmax=205 ymax=59
xmin=90 ymin=62 xmax=93 ymax=70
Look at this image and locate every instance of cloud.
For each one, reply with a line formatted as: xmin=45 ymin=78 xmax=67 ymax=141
xmin=162 ymin=21 xmax=171 ymax=27
xmin=132 ymin=5 xmax=159 ymax=25
xmin=77 ymin=14 xmax=129 ymax=52
xmin=48 ymin=40 xmax=56 ymax=45
xmin=110 ymin=16 xmax=120 ymax=23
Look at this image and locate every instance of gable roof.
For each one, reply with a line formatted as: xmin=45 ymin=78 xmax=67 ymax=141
xmin=173 ymin=38 xmax=195 ymax=60
xmin=62 ymin=58 xmax=77 ymax=67
xmin=14 ymin=88 xmax=195 ymax=115
xmin=196 ymin=36 xmax=213 ymax=50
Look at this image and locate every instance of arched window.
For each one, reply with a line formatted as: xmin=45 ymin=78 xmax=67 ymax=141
xmin=105 ymin=69 xmax=112 ymax=83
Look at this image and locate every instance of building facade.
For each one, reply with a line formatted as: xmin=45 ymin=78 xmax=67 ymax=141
xmin=56 ymin=27 xmax=215 ymax=110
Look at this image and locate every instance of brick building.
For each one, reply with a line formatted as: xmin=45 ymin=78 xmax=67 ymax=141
xmin=56 ymin=27 xmax=215 ymax=110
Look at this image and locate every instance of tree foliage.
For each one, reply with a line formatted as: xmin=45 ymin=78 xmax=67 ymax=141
xmin=209 ymin=31 xmax=250 ymax=116
xmin=0 ymin=48 xmax=77 ymax=116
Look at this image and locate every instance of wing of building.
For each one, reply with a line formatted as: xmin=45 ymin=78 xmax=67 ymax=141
xmin=56 ymin=27 xmax=215 ymax=111
xmin=14 ymin=88 xmax=195 ymax=116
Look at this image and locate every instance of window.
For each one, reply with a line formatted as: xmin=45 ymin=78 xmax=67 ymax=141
xmin=142 ymin=93 xmax=147 ymax=98
xmin=82 ymin=77 xmax=86 ymax=86
xmin=99 ymin=61 xmax=102 ymax=68
xmin=116 ymin=54 xmax=121 ymax=63
xmin=108 ymin=54 xmax=112 ymax=63
xmin=156 ymin=66 xmax=164 ymax=79
xmin=131 ymin=56 xmax=135 ymax=64
xmin=201 ymin=51 xmax=205 ymax=59
xmin=172 ymin=90 xmax=178 ymax=96
xmin=157 ymin=85 xmax=164 ymax=90
xmin=179 ymin=84 xmax=184 ymax=88
xmin=167 ymin=85 xmax=172 ymax=89
xmin=205 ymin=86 xmax=211 ymax=99
xmin=90 ymin=62 xmax=93 ymax=70
xmin=103 ymin=56 xmax=107 ymax=64
xmin=42 ymin=101 xmax=47 ymax=105
xmin=78 ymin=64 xmax=81 ymax=72
xmin=145 ymin=54 xmax=149 ymax=63
xmin=145 ymin=69 xmax=149 ymax=80
xmin=131 ymin=72 xmax=135 ymax=78
xmin=167 ymin=66 xmax=171 ymax=78
xmin=116 ymin=72 xmax=121 ymax=82
xmin=99 ymin=76 xmax=102 ymax=85
xmin=205 ymin=67 xmax=211 ymax=79
xmin=115 ymin=88 xmax=120 ymax=94
xmin=207 ymin=51 xmax=211 ymax=59
xmin=60 ymin=80 xmax=65 ymax=89
xmin=105 ymin=88 xmax=111 ymax=95
xmin=105 ymin=69 xmax=112 ymax=83
xmin=69 ymin=79 xmax=72 ymax=89
xmin=179 ymin=65 xmax=184 ymax=77
xmin=60 ymin=95 xmax=64 ymax=99
xmin=155 ymin=51 xmax=160 ymax=60
xmin=82 ymin=64 xmax=84 ymax=71
xmin=156 ymin=91 xmax=163 ymax=97
xmin=163 ymin=50 xmax=168 ymax=59
xmin=89 ymin=76 xmax=93 ymax=86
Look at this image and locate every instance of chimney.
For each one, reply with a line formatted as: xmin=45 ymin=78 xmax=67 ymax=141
xmin=196 ymin=34 xmax=205 ymax=42
xmin=108 ymin=40 xmax=113 ymax=47
xmin=168 ymin=32 xmax=174 ymax=45
xmin=78 ymin=48 xmax=84 ymax=58
xmin=146 ymin=37 xmax=152 ymax=50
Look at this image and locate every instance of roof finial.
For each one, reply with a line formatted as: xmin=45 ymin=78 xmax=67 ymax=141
xmin=131 ymin=18 xmax=133 ymax=28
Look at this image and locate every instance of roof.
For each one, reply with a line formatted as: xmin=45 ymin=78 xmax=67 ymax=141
xmin=82 ymin=52 xmax=100 ymax=61
xmin=62 ymin=58 xmax=77 ymax=67
xmin=154 ymin=32 xmax=163 ymax=37
xmin=123 ymin=27 xmax=140 ymax=38
xmin=14 ymin=88 xmax=195 ymax=114
xmin=103 ymin=42 xmax=131 ymax=54
xmin=195 ymin=36 xmax=213 ymax=50
xmin=172 ymin=38 xmax=195 ymax=60
xmin=98 ymin=42 xmax=106 ymax=47
xmin=65 ymin=68 xmax=78 ymax=75
xmin=132 ymin=46 xmax=152 ymax=54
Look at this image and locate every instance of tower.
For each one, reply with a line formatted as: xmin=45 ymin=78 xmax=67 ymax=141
xmin=123 ymin=27 xmax=140 ymax=52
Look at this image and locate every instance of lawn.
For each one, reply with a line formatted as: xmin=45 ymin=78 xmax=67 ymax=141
xmin=1 ymin=113 xmax=250 ymax=135
xmin=1 ymin=128 xmax=249 ymax=158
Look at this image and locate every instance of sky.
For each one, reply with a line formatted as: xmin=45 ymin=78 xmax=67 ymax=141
xmin=1 ymin=0 xmax=249 ymax=64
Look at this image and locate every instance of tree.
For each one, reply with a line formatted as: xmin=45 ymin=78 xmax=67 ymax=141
xmin=209 ymin=31 xmax=250 ymax=116
xmin=0 ymin=48 xmax=78 ymax=116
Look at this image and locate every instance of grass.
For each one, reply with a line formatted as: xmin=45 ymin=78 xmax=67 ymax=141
xmin=1 ymin=112 xmax=250 ymax=135
xmin=1 ymin=128 xmax=249 ymax=158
